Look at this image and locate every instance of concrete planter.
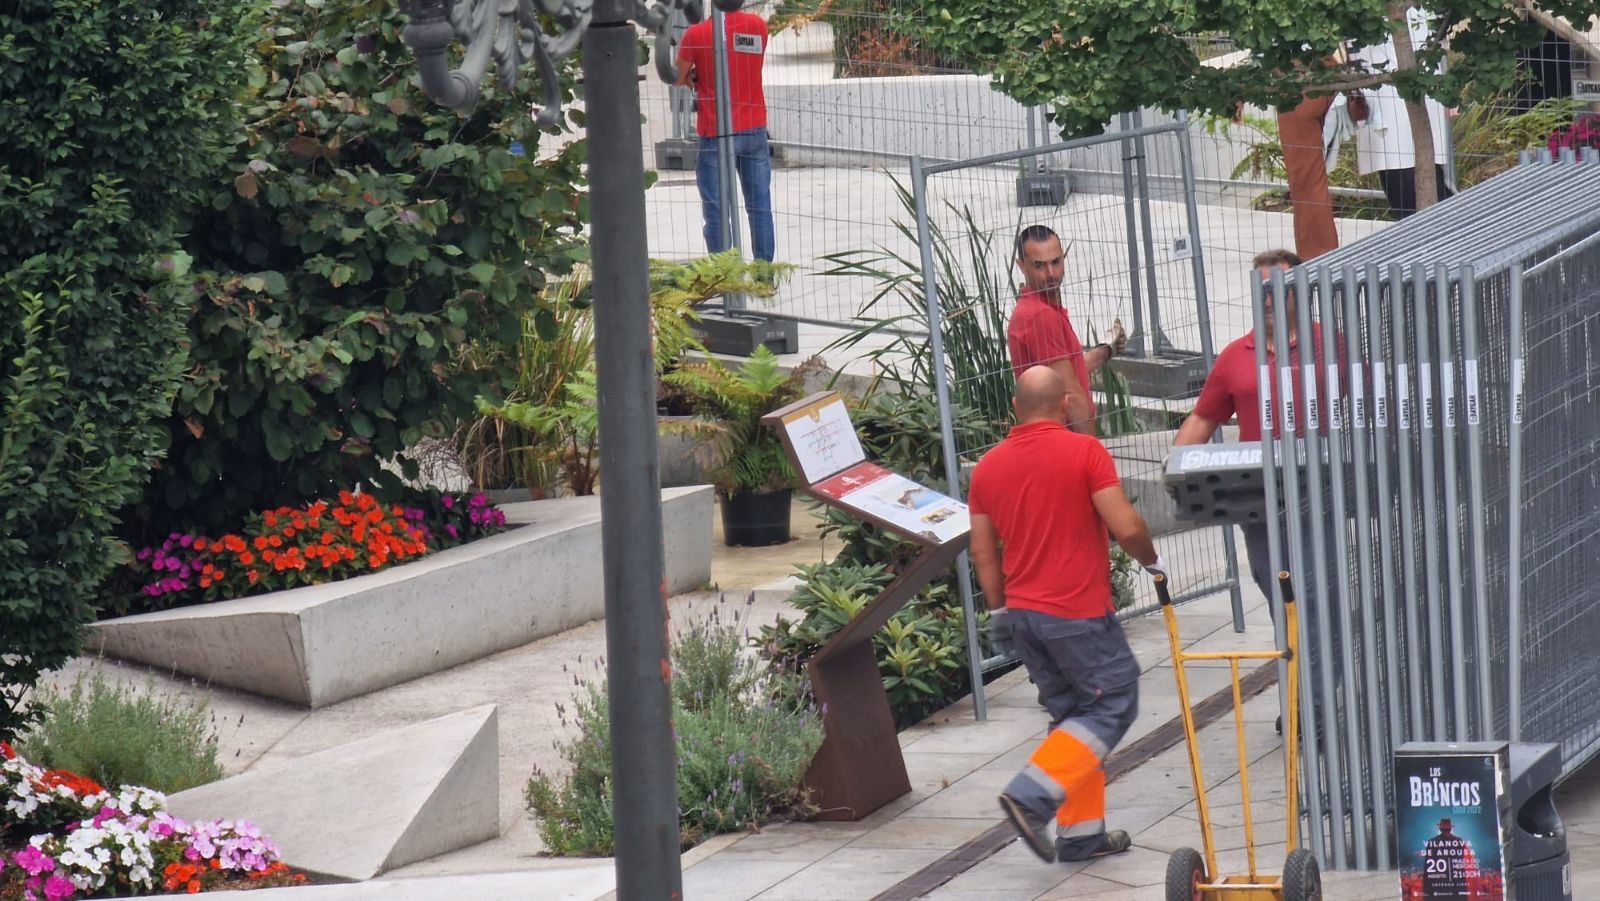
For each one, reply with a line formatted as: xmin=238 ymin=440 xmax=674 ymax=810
xmin=93 ymin=487 xmax=714 ymax=708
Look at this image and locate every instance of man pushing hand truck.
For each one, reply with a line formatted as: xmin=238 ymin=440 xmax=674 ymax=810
xmin=1156 ymin=570 xmax=1321 ymax=901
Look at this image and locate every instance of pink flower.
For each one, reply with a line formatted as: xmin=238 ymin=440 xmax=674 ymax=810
xmin=43 ymin=875 xmax=74 ymax=900
xmin=11 ymin=846 xmax=55 ymax=876
xmin=441 ymin=495 xmax=455 ymax=510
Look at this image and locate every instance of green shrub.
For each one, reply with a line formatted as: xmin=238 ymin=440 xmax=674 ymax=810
xmin=18 ymin=669 xmax=224 ymax=794
xmin=130 ymin=0 xmax=588 ymax=538
xmin=0 ymin=0 xmax=262 ymax=740
xmin=526 ymin=604 xmax=824 ymax=854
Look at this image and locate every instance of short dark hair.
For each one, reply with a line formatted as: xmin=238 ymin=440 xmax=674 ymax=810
xmin=1015 ymin=224 xmax=1060 ymax=260
xmin=1251 ymin=248 xmax=1303 ymax=269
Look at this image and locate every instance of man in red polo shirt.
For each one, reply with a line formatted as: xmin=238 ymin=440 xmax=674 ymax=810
xmin=1007 ymin=225 xmax=1126 ymax=436
xmin=969 ymin=365 xmax=1165 ymax=863
xmin=1174 ymin=248 xmax=1333 ymax=600
xmin=675 ymin=10 xmax=774 ymax=262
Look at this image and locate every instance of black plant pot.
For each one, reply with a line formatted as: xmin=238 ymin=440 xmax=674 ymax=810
xmin=719 ymin=489 xmax=792 ymax=547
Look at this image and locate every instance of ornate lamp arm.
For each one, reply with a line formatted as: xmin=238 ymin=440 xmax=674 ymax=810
xmin=402 ymin=0 xmax=706 ymax=122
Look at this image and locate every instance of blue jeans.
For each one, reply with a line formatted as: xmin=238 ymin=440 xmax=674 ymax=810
xmin=697 ymin=128 xmax=774 ymax=262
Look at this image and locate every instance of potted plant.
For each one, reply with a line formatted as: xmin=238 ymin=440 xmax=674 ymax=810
xmin=665 ymin=345 xmax=820 ymax=546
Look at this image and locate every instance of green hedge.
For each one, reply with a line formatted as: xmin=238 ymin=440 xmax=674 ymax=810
xmin=0 ymin=0 xmax=263 ymax=739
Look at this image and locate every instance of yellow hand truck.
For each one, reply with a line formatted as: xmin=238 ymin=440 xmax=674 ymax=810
xmin=1154 ymin=571 xmax=1321 ymax=901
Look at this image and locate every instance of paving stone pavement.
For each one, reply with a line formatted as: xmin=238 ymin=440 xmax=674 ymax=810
xmin=193 ymin=556 xmax=1600 ymax=899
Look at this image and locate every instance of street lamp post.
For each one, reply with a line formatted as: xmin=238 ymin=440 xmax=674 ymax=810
xmin=401 ymin=0 xmax=716 ymax=895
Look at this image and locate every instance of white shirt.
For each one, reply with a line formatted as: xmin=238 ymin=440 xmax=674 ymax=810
xmin=1351 ymin=7 xmax=1450 ymax=176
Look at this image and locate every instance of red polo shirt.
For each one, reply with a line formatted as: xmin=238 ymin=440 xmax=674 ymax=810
xmin=1007 ymin=289 xmax=1095 ymax=422
xmin=677 ymin=13 xmax=768 ymax=138
xmin=1192 ymin=324 xmax=1337 ymax=441
xmin=967 ymin=421 xmax=1121 ymax=619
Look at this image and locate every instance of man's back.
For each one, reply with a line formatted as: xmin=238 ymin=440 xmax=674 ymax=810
xmin=678 ymin=13 xmax=768 ymax=138
xmin=967 ymin=421 xmax=1120 ymax=619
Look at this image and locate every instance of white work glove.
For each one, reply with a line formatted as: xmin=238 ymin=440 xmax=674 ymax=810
xmin=1144 ymin=555 xmax=1170 ymax=582
xmin=1107 ymin=317 xmax=1128 ymax=358
xmin=987 ymin=608 xmax=1016 ymax=657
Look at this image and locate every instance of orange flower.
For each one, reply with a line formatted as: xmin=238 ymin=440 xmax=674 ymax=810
xmin=284 ymin=527 xmax=297 ymax=538
xmin=366 ymin=509 xmax=383 ymax=523
xmin=321 ymin=532 xmax=335 ymax=545
xmin=188 ymin=879 xmax=202 ymax=894
xmin=239 ymin=551 xmax=255 ymax=565
xmin=338 ymin=490 xmax=355 ymax=506
xmin=264 ymin=512 xmax=279 ymax=527
xmin=193 ymin=538 xmax=208 ymax=551
xmin=268 ymin=535 xmax=283 ymax=548
xmin=247 ymin=571 xmax=260 ymax=585
xmin=224 ymin=535 xmax=247 ymax=552
xmin=199 ymin=576 xmax=212 ymax=588
xmin=253 ymin=536 xmax=269 ymax=550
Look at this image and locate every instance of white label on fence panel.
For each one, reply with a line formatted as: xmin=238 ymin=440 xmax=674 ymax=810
xmin=1397 ymin=363 xmax=1412 ymax=430
xmin=1442 ymin=365 xmax=1456 ymax=429
xmin=1512 ymin=359 xmax=1524 ymax=425
xmin=1353 ymin=366 xmax=1368 ymax=429
xmin=1465 ymin=359 xmax=1481 ymax=427
xmin=1259 ymin=365 xmax=1274 ymax=433
xmin=1420 ymin=362 xmax=1435 ymax=429
xmin=1303 ymin=363 xmax=1320 ymax=430
xmin=1375 ymin=367 xmax=1389 ymax=428
xmin=1327 ymin=362 xmax=1343 ymax=431
xmin=1280 ymin=367 xmax=1298 ymax=434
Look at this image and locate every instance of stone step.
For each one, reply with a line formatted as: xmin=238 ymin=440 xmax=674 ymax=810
xmin=168 ymin=705 xmax=501 ymax=882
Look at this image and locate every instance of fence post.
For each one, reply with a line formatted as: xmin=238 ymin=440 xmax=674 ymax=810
xmin=1507 ymin=264 xmax=1525 ymax=742
xmin=1131 ymin=109 xmax=1167 ymax=354
xmin=1177 ymin=109 xmax=1246 ymax=633
xmin=1460 ymin=266 xmax=1494 ymax=740
xmin=911 ymin=155 xmax=988 ymax=722
xmin=1119 ymin=113 xmax=1149 ymax=358
xmin=710 ymin=8 xmax=745 ymax=310
xmin=1435 ymin=262 xmax=1470 ymax=740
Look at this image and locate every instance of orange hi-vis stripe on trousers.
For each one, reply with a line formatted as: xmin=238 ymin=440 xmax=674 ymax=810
xmin=1025 ymin=727 xmax=1107 ymax=833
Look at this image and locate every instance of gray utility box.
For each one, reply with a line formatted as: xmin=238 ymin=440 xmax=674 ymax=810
xmin=1507 ymin=742 xmax=1571 ymax=900
xmin=1016 ymin=170 xmax=1069 ymax=207
xmin=1110 ymin=350 xmax=1209 ymax=400
xmin=693 ymin=311 xmax=799 ymax=357
xmin=654 ymin=137 xmax=699 ymax=171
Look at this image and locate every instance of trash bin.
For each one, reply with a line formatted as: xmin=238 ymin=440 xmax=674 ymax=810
xmin=1508 ymin=742 xmax=1571 ymax=901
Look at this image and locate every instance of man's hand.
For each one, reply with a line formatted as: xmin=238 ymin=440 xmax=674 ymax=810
xmin=1107 ymin=317 xmax=1128 ymax=358
xmin=988 ymin=607 xmax=1016 ymax=657
xmin=1144 ymin=555 xmax=1170 ymax=582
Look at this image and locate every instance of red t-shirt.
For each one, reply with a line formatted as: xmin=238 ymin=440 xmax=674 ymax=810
xmin=677 ymin=13 xmax=768 ymax=138
xmin=967 ymin=421 xmax=1122 ymax=619
xmin=1192 ymin=325 xmax=1337 ymax=441
xmin=1006 ymin=289 xmax=1096 ymax=423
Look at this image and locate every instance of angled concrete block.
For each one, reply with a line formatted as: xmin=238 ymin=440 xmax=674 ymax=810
xmin=93 ymin=486 xmax=713 ymax=706
xmin=167 ymin=706 xmax=500 ymax=882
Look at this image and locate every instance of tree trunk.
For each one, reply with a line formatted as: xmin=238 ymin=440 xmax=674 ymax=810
xmin=1387 ymin=3 xmax=1439 ymax=210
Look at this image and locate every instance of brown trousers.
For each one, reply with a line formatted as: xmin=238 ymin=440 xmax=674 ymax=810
xmin=1277 ymin=94 xmax=1338 ymax=260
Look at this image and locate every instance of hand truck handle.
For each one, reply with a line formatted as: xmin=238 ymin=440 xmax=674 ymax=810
xmin=1153 ymin=573 xmax=1173 ymax=607
xmin=1277 ymin=571 xmax=1297 ymax=607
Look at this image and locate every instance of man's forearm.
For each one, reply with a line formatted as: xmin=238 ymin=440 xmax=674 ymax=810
xmin=972 ymin=555 xmax=1005 ymax=610
xmin=1087 ymin=344 xmax=1113 ymax=372
xmin=1115 ymin=530 xmax=1158 ymax=568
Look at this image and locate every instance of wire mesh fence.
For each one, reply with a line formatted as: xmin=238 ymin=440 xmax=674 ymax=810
xmin=1244 ymin=155 xmax=1600 ymax=871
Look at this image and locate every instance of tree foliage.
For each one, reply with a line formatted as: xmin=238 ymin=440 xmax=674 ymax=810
xmin=0 ymin=0 xmax=262 ymax=739
xmin=132 ymin=0 xmax=588 ymax=537
xmin=904 ymin=0 xmax=1595 ymax=138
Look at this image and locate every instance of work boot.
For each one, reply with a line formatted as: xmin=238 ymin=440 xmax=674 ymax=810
xmin=1059 ymin=829 xmax=1132 ymax=861
xmin=998 ymin=793 xmax=1055 ymax=863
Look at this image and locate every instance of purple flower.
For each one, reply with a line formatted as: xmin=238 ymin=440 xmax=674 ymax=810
xmin=179 ymin=534 xmax=194 ymax=548
xmin=441 ymin=495 xmax=455 ymax=510
xmin=445 ymin=524 xmax=459 ymax=539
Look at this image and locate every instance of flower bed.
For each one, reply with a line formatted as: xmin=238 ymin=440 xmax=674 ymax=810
xmin=116 ymin=490 xmax=506 ymax=616
xmin=1 ymin=742 xmax=299 ymax=899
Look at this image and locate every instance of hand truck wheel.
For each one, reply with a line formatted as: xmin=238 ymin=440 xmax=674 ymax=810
xmin=1282 ymin=847 xmax=1321 ymax=901
xmin=1164 ymin=846 xmax=1206 ymax=901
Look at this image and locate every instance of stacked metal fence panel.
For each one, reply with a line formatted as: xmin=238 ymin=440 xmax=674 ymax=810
xmin=1253 ymin=154 xmax=1600 ymax=869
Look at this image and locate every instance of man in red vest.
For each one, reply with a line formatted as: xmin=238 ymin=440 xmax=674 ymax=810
xmin=969 ymin=365 xmax=1165 ymax=862
xmin=675 ymin=9 xmax=775 ymax=262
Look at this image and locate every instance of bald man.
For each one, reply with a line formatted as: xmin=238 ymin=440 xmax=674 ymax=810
xmin=967 ymin=366 xmax=1165 ymax=863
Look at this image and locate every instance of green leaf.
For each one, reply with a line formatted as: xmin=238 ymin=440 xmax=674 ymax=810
xmin=468 ymin=261 xmax=497 ymax=285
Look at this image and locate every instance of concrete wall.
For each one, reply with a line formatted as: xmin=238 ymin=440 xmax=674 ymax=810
xmin=93 ymin=487 xmax=714 ymax=707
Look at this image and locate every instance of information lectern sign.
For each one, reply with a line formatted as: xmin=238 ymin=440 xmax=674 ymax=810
xmin=763 ymin=391 xmax=972 ymax=820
